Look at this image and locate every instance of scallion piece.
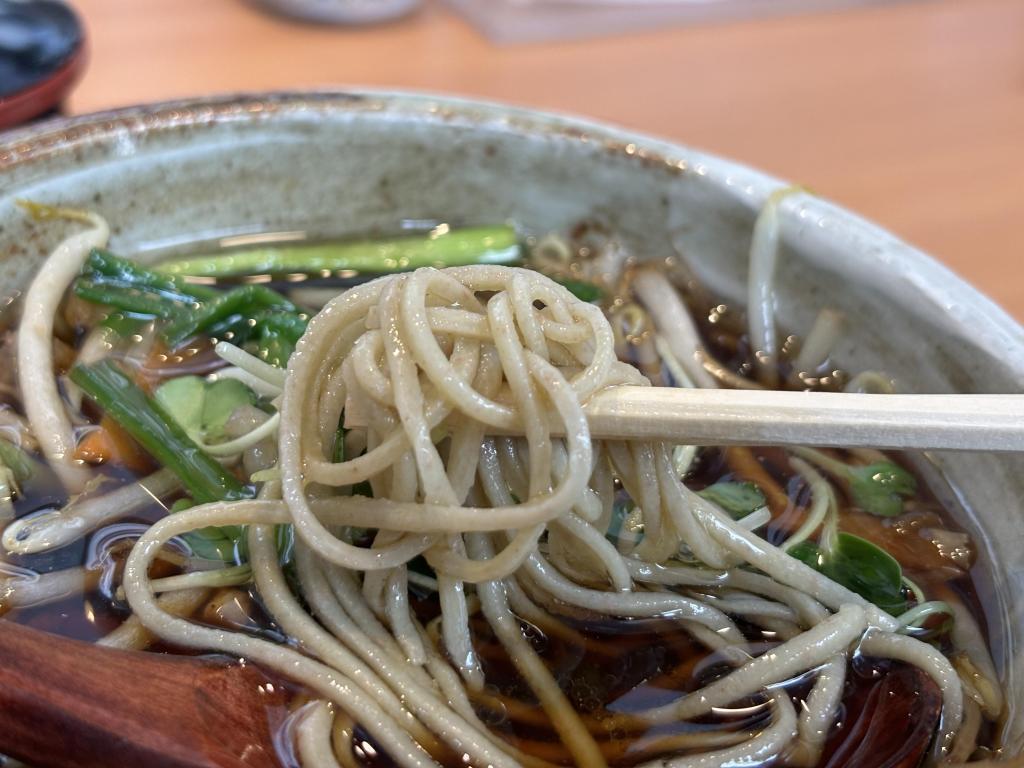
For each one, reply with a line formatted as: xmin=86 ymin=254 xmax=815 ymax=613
xmin=554 ymin=278 xmax=603 ymax=303
xmin=87 ymin=249 xmax=218 ymax=301
xmin=74 ymin=278 xmax=191 ymax=319
xmin=160 ymin=285 xmax=298 ymax=347
xmin=255 ymin=311 xmax=308 ymax=368
xmin=0 ymin=437 xmax=34 ymax=484
xmin=70 ymin=360 xmax=252 ymax=504
xmin=698 ymin=481 xmax=767 ymax=520
xmin=154 ymin=226 xmax=521 ymax=278
xmin=791 ymin=448 xmax=917 ymax=518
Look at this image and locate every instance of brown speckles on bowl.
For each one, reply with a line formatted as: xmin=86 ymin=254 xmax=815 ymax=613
xmin=0 ymin=90 xmax=1021 ymax=752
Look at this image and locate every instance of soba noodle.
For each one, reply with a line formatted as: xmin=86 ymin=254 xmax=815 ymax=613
xmin=3 ymin=209 xmax=1008 ymax=768
xmin=111 ymin=264 xmax=963 ymax=767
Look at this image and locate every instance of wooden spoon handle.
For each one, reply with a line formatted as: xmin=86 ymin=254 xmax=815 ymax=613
xmin=0 ymin=620 xmax=285 ymax=768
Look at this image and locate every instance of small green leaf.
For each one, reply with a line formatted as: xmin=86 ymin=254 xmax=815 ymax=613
xmin=0 ymin=437 xmax=34 ymax=483
xmin=604 ymin=497 xmax=636 ymax=545
xmin=169 ymin=498 xmax=195 ymax=514
xmin=789 ymin=532 xmax=907 ymax=615
xmin=555 ymin=278 xmax=603 ymax=303
xmin=824 ymin=533 xmax=907 ymax=615
xmin=155 ymin=376 xmax=256 ymax=444
xmin=787 ymin=540 xmax=822 ymax=569
xmin=201 ymin=379 xmax=255 ymax=440
xmin=332 ymin=417 xmax=374 ymax=497
xmin=275 ymin=524 xmax=294 ymax=563
xmin=171 ymin=496 xmax=248 ymax=563
xmin=698 ymin=481 xmax=767 ymax=519
xmin=332 ymin=421 xmax=346 ymax=464
xmin=182 ymin=525 xmax=245 ymax=562
xmin=847 ymin=462 xmax=917 ymax=517
xmin=100 ymin=311 xmax=145 ymax=338
xmin=154 ymin=376 xmax=205 ymax=437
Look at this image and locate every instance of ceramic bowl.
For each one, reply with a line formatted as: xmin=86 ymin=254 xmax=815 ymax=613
xmin=0 ymin=90 xmax=1021 ymax=752
xmin=249 ymin=0 xmax=420 ymax=24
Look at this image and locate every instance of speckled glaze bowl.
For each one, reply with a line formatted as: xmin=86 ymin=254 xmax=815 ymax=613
xmin=1 ymin=91 xmax=1021 ymax=752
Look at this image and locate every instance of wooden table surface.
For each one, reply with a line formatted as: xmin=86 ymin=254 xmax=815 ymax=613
xmin=68 ymin=0 xmax=1024 ymax=320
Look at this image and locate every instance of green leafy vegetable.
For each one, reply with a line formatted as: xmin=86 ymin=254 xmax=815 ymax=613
xmin=255 ymin=311 xmax=308 ymax=368
xmin=154 ymin=376 xmax=206 ymax=437
xmin=275 ymin=524 xmax=295 ymax=564
xmin=100 ymin=311 xmax=146 ymax=338
xmin=76 ymin=249 xmax=305 ymax=358
xmin=185 ymin=523 xmax=247 ymax=562
xmin=332 ymin=421 xmax=346 ymax=464
xmin=787 ymin=540 xmax=821 ymax=569
xmin=791 ymin=448 xmax=918 ymax=518
xmin=153 ymin=226 xmax=522 ymax=278
xmin=160 ymin=285 xmax=297 ymax=347
xmin=603 ymin=496 xmax=647 ymax=550
xmin=0 ymin=437 xmax=34 ymax=484
xmin=170 ymin=498 xmax=240 ymax=561
xmin=554 ymin=278 xmax=603 ymax=303
xmin=846 ymin=462 xmax=917 ymax=518
xmin=155 ymin=376 xmax=257 ymax=444
xmin=170 ymin=498 xmax=265 ymax=564
xmin=698 ymin=481 xmax=767 ymax=519
xmin=788 ymin=533 xmax=907 ymax=615
xmin=330 ymin=418 xmax=373 ymax=497
xmin=74 ymin=278 xmax=192 ymax=319
xmin=70 ymin=361 xmax=251 ymax=504
xmin=202 ymin=379 xmax=256 ymax=440
xmin=85 ymin=249 xmax=218 ymax=301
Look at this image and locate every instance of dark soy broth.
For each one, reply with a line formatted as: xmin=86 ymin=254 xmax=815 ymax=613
xmin=0 ymin=228 xmax=1007 ymax=768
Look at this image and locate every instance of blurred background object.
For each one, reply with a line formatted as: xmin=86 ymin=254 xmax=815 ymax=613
xmin=4 ymin=0 xmax=1022 ymax=322
xmin=443 ymin=0 xmax=915 ymax=44
xmin=251 ymin=0 xmax=419 ymax=24
xmin=0 ymin=0 xmax=85 ymax=128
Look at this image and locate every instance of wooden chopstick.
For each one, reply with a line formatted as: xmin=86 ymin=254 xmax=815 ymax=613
xmin=345 ymin=388 xmax=1024 ymax=451
xmin=581 ymin=387 xmax=1024 ymax=451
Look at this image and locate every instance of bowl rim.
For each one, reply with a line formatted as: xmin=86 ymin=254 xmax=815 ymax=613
xmin=1 ymin=88 xmax=1023 ymax=746
xmin=2 ymin=88 xmax=1021 ymax=369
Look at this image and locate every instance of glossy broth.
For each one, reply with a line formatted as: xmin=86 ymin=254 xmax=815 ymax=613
xmin=0 ymin=227 xmax=1006 ymax=768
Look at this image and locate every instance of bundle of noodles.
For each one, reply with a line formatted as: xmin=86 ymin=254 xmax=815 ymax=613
xmin=120 ymin=265 xmax=966 ymax=768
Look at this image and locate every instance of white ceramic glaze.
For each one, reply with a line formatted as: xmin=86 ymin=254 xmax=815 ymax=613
xmin=0 ymin=91 xmax=1020 ymax=753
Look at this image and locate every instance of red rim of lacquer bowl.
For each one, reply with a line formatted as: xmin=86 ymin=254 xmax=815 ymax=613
xmin=0 ymin=42 xmax=88 ymax=131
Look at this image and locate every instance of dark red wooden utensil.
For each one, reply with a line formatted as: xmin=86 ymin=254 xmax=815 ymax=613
xmin=0 ymin=616 xmax=945 ymax=768
xmin=0 ymin=0 xmax=86 ymax=130
xmin=0 ymin=619 xmax=286 ymax=768
xmin=821 ymin=658 xmax=943 ymax=768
